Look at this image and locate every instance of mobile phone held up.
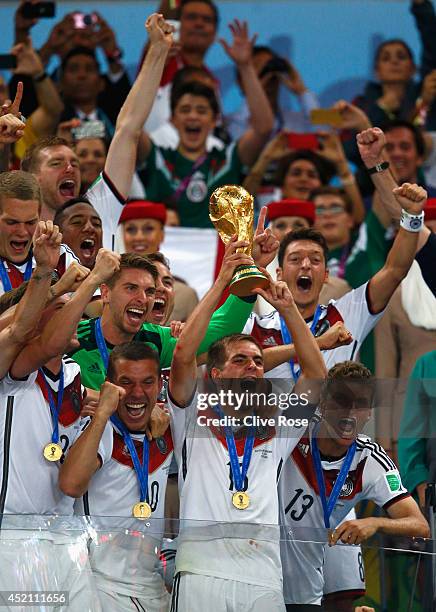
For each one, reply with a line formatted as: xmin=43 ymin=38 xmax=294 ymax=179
xmin=22 ymin=2 xmax=56 ymax=19
xmin=0 ymin=55 xmax=17 ymax=70
xmin=287 ymin=133 xmax=320 ymax=151
xmin=73 ymin=12 xmax=98 ymax=30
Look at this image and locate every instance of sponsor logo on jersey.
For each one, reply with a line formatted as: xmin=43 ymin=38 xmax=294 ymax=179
xmin=262 ymin=336 xmax=278 ymax=347
xmin=340 ymin=477 xmax=354 ymax=498
xmin=298 ymin=442 xmax=310 ymax=456
xmin=385 ymin=471 xmax=401 ymax=492
xmin=71 ymin=391 xmax=81 ymax=414
xmin=156 ymin=437 xmax=168 ymax=455
xmin=87 ymin=362 xmax=102 ymax=373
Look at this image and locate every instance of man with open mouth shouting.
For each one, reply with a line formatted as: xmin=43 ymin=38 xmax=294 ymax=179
xmin=70 ymin=247 xmax=257 ymax=391
xmin=243 ymin=178 xmax=428 ymax=609
xmin=279 ymin=361 xmax=429 ymax=610
xmin=0 ymin=171 xmax=80 ymax=298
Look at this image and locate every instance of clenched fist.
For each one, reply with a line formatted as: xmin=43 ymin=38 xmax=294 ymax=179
xmin=356 ymin=127 xmax=386 ymax=168
xmin=392 ymin=183 xmax=427 ymax=216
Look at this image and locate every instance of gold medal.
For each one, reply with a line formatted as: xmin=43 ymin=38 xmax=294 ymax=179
xmin=132 ymin=501 xmax=152 ymax=519
xmin=232 ymin=491 xmax=250 ymax=510
xmin=43 ymin=442 xmax=63 ymax=462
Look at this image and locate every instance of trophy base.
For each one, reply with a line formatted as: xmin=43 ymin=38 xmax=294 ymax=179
xmin=228 ymin=265 xmax=269 ymax=297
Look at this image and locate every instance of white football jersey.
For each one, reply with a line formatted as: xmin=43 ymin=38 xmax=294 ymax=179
xmin=0 ymin=244 xmax=79 ymax=297
xmin=279 ymin=421 xmax=409 ymax=605
xmin=86 ymin=172 xmax=125 ymax=250
xmin=0 ymin=358 xmax=86 ymax=516
xmin=74 ymin=417 xmax=176 ymax=597
xmin=243 ymin=282 xmax=384 ymax=379
xmin=168 ymin=391 xmax=308 ymax=591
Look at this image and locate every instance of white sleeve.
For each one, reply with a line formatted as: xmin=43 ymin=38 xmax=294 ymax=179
xmin=85 ymin=172 xmax=126 ymax=250
xmin=2 ymin=370 xmax=37 ymax=392
xmin=334 ymin=282 xmax=385 ymax=344
xmin=242 ymin=312 xmax=256 ymax=334
xmin=363 ymin=447 xmax=409 ymax=509
xmin=167 ymin=389 xmax=198 ymax=460
xmin=97 ymin=421 xmax=114 ymax=466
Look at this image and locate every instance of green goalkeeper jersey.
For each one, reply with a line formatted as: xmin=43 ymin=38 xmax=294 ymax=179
xmin=71 ymin=294 xmax=254 ymax=389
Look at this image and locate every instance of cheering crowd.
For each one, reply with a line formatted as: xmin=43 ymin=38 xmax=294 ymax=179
xmin=0 ymin=0 xmax=436 ymax=611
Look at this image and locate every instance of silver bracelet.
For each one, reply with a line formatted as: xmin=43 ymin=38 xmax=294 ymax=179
xmin=400 ymin=209 xmax=424 ymax=232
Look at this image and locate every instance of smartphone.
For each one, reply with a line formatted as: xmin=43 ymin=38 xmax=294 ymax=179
xmin=310 ymin=109 xmax=343 ymax=128
xmin=73 ymin=12 xmax=98 ymax=30
xmin=22 ymin=2 xmax=56 ymax=19
xmin=287 ymin=133 xmax=320 ymax=151
xmin=0 ymin=55 xmax=17 ymax=70
xmin=71 ymin=120 xmax=106 ymax=141
xmin=259 ymin=57 xmax=289 ymax=79
xmin=166 ymin=19 xmax=180 ymax=43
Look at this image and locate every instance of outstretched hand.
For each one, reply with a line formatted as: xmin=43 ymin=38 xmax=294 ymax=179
xmin=219 ymin=19 xmax=257 ymax=67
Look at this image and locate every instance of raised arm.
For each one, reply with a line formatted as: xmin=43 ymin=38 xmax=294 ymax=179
xmin=59 ymin=381 xmax=124 ymax=498
xmin=366 ymin=182 xmax=427 ymax=314
xmin=357 ymin=127 xmax=431 ymax=250
xmin=105 ymin=13 xmax=173 ymax=196
xmin=220 ymin=20 xmax=274 ymax=166
xmin=10 ymin=249 xmax=120 ymax=379
xmin=263 ymin=321 xmax=353 ymax=372
xmin=169 ymin=237 xmax=254 ymax=406
xmin=0 ymin=221 xmax=62 ymax=378
xmin=254 ymin=274 xmax=327 ymax=381
xmin=11 ymin=38 xmax=64 ymax=138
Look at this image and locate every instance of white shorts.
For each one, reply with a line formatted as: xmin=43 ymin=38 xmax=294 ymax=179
xmin=0 ymin=533 xmax=101 ymax=612
xmin=97 ymin=586 xmax=170 ymax=612
xmin=170 ymin=572 xmax=286 ymax=612
xmin=323 ymin=543 xmax=366 ymax=597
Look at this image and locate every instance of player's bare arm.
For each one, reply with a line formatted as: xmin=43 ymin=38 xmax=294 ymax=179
xmin=169 ymin=236 xmax=254 ymax=407
xmin=105 ymin=13 xmax=173 ymax=196
xmin=330 ymin=495 xmax=429 ymax=545
xmin=59 ymin=381 xmax=125 ymax=498
xmin=366 ymin=182 xmax=427 ymax=314
xmin=357 ymin=126 xmax=431 ymax=250
xmin=0 ymin=221 xmax=61 ymax=379
xmin=253 ymin=271 xmax=327 ymax=382
xmin=10 ymin=249 xmax=120 ymax=379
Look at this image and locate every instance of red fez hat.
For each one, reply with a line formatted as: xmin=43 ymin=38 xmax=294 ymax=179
xmin=267 ymin=199 xmax=315 ymax=225
xmin=119 ymin=201 xmax=167 ymax=224
xmin=425 ymin=198 xmax=436 ymax=221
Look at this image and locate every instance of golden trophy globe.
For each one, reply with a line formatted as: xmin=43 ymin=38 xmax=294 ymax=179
xmin=209 ymin=185 xmax=269 ymax=297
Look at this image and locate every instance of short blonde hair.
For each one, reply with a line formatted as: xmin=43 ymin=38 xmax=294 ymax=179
xmin=0 ymin=170 xmax=42 ymax=213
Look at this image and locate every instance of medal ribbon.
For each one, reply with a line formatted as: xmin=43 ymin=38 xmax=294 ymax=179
xmin=0 ymin=257 xmax=33 ymax=292
xmin=110 ymin=414 xmax=150 ymax=503
xmin=39 ymin=365 xmax=65 ymax=445
xmin=172 ymin=154 xmax=208 ymax=203
xmin=279 ymin=305 xmax=322 ymax=381
xmin=94 ymin=317 xmax=109 ymax=371
xmin=337 ymin=245 xmax=350 ymax=280
xmin=311 ymin=428 xmax=357 ymax=529
xmin=214 ymin=404 xmax=254 ymax=492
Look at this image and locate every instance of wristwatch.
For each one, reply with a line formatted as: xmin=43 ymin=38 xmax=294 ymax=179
xmin=367 ymin=161 xmax=389 ymax=175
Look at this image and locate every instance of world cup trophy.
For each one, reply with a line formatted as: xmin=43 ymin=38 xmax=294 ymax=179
xmin=209 ymin=185 xmax=269 ymax=296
